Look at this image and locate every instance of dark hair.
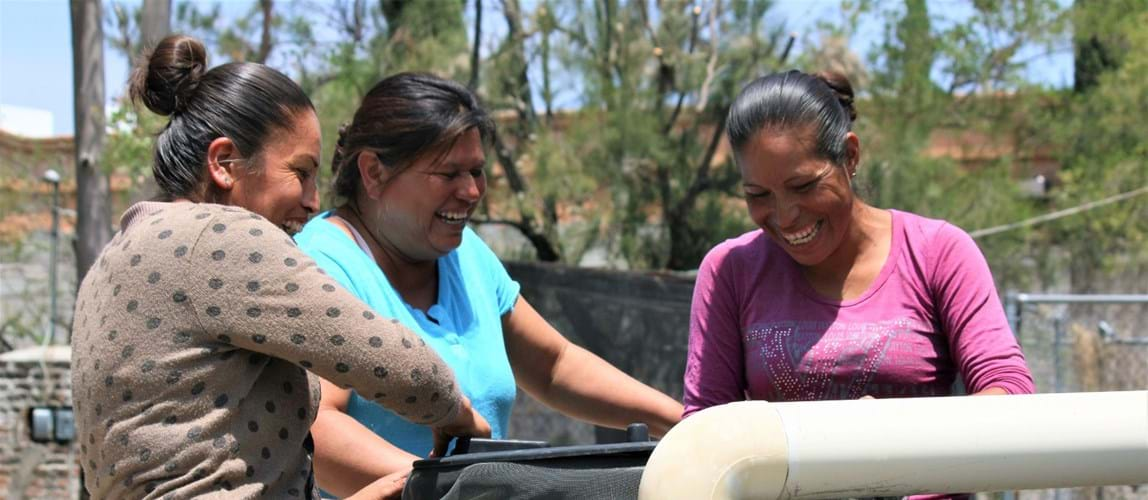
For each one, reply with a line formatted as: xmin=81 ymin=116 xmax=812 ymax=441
xmin=129 ymin=34 xmax=314 ymax=200
xmin=726 ymin=69 xmax=857 ymax=166
xmin=331 ymin=72 xmax=495 ymax=203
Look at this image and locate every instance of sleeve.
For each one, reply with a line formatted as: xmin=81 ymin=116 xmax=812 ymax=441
xmin=929 ymin=223 xmax=1036 ymax=395
xmin=682 ymin=245 xmax=746 ymax=418
xmin=465 ymin=228 xmax=521 ymax=316
xmin=182 ymin=211 xmax=463 ymax=425
xmin=298 ymin=242 xmax=363 ymax=300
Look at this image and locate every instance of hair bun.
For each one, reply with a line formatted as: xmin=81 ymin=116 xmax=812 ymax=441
xmin=129 ymin=34 xmax=207 ymax=116
xmin=814 ymin=71 xmax=857 ymax=123
xmin=331 ymin=122 xmax=352 ymax=174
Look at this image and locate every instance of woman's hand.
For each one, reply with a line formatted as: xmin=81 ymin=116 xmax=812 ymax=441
xmin=430 ymin=396 xmax=491 ymax=458
xmin=345 ymin=469 xmax=411 ymax=500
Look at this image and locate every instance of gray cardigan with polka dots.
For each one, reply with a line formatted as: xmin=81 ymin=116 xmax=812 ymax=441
xmin=71 ymin=202 xmax=462 ymax=499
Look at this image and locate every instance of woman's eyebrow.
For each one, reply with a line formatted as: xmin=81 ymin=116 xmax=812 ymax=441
xmin=785 ymin=165 xmax=833 ymax=185
xmin=288 ymin=153 xmax=319 ymax=168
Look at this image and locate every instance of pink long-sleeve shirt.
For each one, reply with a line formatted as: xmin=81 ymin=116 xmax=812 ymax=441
xmin=684 ymin=210 xmax=1034 ymax=417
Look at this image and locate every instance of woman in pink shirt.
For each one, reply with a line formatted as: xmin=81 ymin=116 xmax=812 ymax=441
xmin=684 ymin=70 xmax=1035 ymax=418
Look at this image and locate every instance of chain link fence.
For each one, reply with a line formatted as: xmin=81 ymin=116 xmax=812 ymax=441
xmin=1000 ymin=293 xmax=1148 ymax=500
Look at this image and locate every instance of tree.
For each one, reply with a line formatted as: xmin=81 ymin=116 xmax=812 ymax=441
xmin=819 ymin=0 xmax=1074 ymax=288
xmin=132 ymin=0 xmax=170 ymax=202
xmin=140 ymin=0 xmax=171 ymax=49
xmin=474 ymin=0 xmax=561 ymax=261
xmin=71 ymin=0 xmax=112 ymax=307
xmin=104 ymin=0 xmax=790 ymax=270
xmin=474 ymin=0 xmax=791 ymax=269
xmin=1071 ymin=0 xmax=1139 ymax=93
xmin=100 ymin=0 xmax=1145 ymax=285
xmin=1044 ymin=1 xmax=1148 ymax=291
xmin=109 ymin=0 xmax=170 ymax=58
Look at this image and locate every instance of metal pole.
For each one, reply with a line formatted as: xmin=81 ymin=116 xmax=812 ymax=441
xmin=44 ymin=170 xmax=61 ymax=345
xmin=1014 ymin=293 xmax=1148 ymax=304
xmin=1053 ymin=315 xmax=1065 ymax=393
xmin=1005 ymin=291 xmax=1020 ymax=339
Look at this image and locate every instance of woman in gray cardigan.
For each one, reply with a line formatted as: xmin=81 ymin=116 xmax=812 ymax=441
xmin=70 ymin=34 xmax=488 ymax=500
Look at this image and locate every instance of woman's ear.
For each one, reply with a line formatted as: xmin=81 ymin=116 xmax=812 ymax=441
xmin=844 ymin=132 xmax=861 ymax=177
xmin=357 ymin=152 xmax=388 ymax=199
xmin=206 ymin=137 xmax=240 ymax=191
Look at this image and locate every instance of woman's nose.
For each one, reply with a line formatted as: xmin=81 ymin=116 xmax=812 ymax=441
xmin=458 ymin=175 xmax=483 ymax=202
xmin=303 ymin=181 xmax=320 ymax=213
xmin=774 ymin=198 xmax=801 ymax=228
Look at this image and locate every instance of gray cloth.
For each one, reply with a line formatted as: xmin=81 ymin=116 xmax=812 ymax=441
xmin=436 ymin=463 xmax=644 ymax=500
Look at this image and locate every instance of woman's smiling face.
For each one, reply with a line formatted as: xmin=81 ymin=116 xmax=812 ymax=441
xmin=738 ymin=127 xmax=857 ymax=267
xmin=227 ymin=110 xmax=321 ymax=235
xmin=366 ymin=128 xmax=487 ymax=262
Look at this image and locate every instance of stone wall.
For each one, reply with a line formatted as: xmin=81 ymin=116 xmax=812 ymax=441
xmin=0 ymin=346 xmax=80 ymax=499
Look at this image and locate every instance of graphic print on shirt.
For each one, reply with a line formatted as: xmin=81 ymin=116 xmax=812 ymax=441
xmin=745 ymin=317 xmax=949 ymax=401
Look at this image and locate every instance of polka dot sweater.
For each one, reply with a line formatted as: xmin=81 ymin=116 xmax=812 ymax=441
xmin=71 ymin=202 xmax=462 ymax=499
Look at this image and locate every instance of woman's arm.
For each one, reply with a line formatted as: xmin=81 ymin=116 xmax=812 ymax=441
xmin=682 ymin=246 xmax=746 ymax=417
xmin=187 ymin=211 xmax=466 ymax=425
xmin=183 ymin=210 xmax=490 ymax=459
xmin=503 ymin=297 xmax=683 ymax=438
xmin=311 ymin=378 xmax=421 ymax=498
xmin=929 ymin=223 xmax=1036 ymax=395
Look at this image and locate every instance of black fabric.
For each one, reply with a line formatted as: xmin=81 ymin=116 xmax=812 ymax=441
xmin=436 ymin=463 xmax=643 ymax=500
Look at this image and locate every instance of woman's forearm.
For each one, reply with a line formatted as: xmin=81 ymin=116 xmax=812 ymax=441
xmin=311 ymin=408 xmax=420 ymax=497
xmin=538 ymin=343 xmax=683 ymax=437
xmin=504 ymin=298 xmax=683 ymax=437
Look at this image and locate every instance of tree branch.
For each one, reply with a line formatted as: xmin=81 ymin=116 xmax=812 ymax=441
xmin=695 ymin=0 xmax=721 ymax=112
xmin=251 ymin=0 xmax=273 ymax=63
xmin=470 ymin=217 xmax=562 ymax=262
xmin=671 ymin=108 xmax=728 ymax=221
xmin=333 ymin=0 xmax=366 ymax=43
xmin=662 ymin=5 xmax=702 ymax=134
xmin=469 ymin=0 xmax=482 ymax=89
xmin=500 ymin=0 xmax=537 ymax=129
xmin=108 ymin=3 xmax=135 ymax=59
xmin=491 ymin=126 xmax=528 ymax=194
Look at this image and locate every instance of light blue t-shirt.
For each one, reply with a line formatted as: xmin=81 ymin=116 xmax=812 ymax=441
xmin=294 ymin=213 xmax=519 ymax=456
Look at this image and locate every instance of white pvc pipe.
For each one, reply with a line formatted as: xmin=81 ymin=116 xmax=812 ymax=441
xmin=639 ymin=391 xmax=1148 ymax=499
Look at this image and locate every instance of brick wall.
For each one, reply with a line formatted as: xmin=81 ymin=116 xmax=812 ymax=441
xmin=0 ymin=346 xmax=80 ymax=499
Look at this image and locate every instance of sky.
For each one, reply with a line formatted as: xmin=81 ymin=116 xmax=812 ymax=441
xmin=0 ymin=0 xmax=1074 ymax=137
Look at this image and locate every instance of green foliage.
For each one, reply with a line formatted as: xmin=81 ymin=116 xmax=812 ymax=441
xmin=96 ymin=0 xmax=1148 ymax=285
xmin=488 ymin=0 xmax=786 ymax=269
xmin=834 ymin=0 xmax=1146 ymax=292
xmin=1038 ymin=8 xmax=1148 ymax=287
xmin=102 ymin=105 xmax=167 ymax=184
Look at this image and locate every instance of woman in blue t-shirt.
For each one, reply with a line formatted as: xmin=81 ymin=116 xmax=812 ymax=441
xmin=294 ymin=73 xmax=683 ymax=498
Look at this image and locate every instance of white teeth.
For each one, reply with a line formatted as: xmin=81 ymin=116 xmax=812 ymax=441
xmin=436 ymin=211 xmax=468 ymax=225
xmin=781 ymin=220 xmax=822 ymax=246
